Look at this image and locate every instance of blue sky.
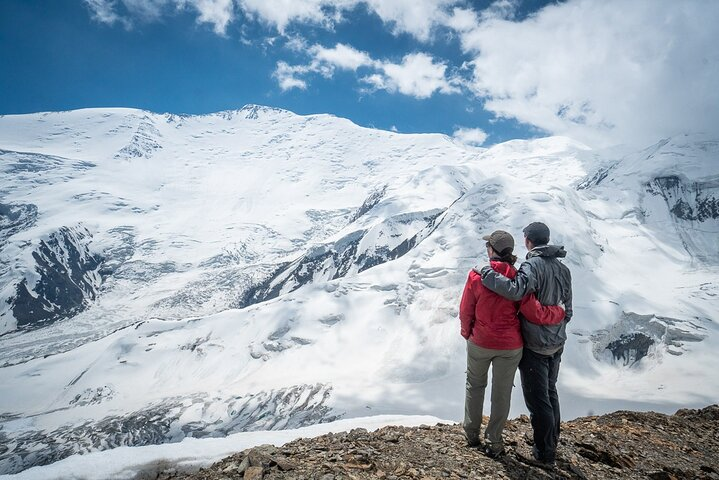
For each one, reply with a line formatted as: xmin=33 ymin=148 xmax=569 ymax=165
xmin=1 ymin=1 xmax=718 ymax=147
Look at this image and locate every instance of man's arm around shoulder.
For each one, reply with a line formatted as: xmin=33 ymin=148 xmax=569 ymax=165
xmin=519 ymin=295 xmax=565 ymax=325
xmin=479 ymin=260 xmax=536 ymax=301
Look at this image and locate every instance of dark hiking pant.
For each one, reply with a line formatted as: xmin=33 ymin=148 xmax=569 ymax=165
xmin=519 ymin=346 xmax=563 ymax=462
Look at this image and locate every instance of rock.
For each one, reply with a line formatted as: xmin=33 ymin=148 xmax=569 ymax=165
xmin=237 ymin=457 xmax=249 ymax=474
xmin=271 ymin=457 xmax=294 ymax=471
xmin=173 ymin=404 xmax=719 ymax=480
xmin=220 ymin=461 xmax=240 ymax=473
xmin=243 ymin=466 xmax=263 ymax=479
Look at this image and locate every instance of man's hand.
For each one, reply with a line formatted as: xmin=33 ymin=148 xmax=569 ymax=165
xmin=519 ymin=294 xmax=565 ymax=326
xmin=479 ymin=265 xmax=493 ymax=278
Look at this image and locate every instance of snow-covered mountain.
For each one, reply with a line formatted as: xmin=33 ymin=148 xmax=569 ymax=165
xmin=0 ymin=106 xmax=717 ymax=475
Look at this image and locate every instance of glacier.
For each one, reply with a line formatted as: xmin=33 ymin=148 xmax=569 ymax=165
xmin=0 ymin=106 xmax=717 ymax=475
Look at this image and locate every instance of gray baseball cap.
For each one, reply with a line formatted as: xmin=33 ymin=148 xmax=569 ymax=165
xmin=482 ymin=230 xmax=515 ymax=254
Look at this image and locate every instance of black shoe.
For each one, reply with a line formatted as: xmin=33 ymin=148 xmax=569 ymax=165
xmin=483 ymin=444 xmax=505 ymax=459
xmin=465 ymin=432 xmax=481 ymax=448
xmin=532 ymin=445 xmax=555 ymax=467
xmin=466 ymin=437 xmax=481 ymax=448
xmin=532 ymin=445 xmax=541 ymax=461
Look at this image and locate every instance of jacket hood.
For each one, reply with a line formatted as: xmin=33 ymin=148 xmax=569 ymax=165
xmin=526 ymin=244 xmax=567 ymax=259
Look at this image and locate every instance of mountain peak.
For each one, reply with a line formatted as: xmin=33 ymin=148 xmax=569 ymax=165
xmin=237 ymin=104 xmax=295 ymax=120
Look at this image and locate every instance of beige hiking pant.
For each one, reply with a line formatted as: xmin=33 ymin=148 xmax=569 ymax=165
xmin=463 ymin=340 xmax=523 ymax=447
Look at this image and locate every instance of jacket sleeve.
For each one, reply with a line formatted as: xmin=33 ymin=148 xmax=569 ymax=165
xmin=519 ymin=294 xmax=565 ymax=325
xmin=459 ymin=273 xmax=477 ymax=339
xmin=563 ymin=269 xmax=573 ymax=323
xmin=480 ymin=260 xmax=537 ymax=301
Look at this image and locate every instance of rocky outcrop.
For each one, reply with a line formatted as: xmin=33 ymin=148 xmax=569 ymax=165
xmin=170 ymin=405 xmax=719 ymax=480
xmin=350 ymin=186 xmax=387 ymax=223
xmin=646 ymin=175 xmax=719 ymax=263
xmin=239 ymin=104 xmax=292 ymax=120
xmin=649 ymin=176 xmax=719 ymax=223
xmin=588 ymin=312 xmax=707 ymax=367
xmin=115 ymin=115 xmax=163 ymax=159
xmin=6 ymin=225 xmax=103 ymax=330
xmin=239 ymin=209 xmax=446 ymax=308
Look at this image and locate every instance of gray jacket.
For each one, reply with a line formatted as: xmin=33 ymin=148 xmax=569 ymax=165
xmin=480 ymin=245 xmax=573 ymax=355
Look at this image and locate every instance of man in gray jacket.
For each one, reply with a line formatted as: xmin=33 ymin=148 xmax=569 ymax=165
xmin=480 ymin=222 xmax=572 ymax=465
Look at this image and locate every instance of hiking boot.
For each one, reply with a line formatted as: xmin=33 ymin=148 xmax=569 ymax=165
xmin=464 ymin=431 xmax=481 ymax=448
xmin=532 ymin=445 xmax=556 ymax=466
xmin=466 ymin=436 xmax=481 ymax=448
xmin=483 ymin=443 xmax=505 ymax=459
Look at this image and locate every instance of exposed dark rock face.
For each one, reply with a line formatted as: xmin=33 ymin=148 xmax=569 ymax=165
xmin=239 ymin=209 xmax=445 ymax=307
xmin=350 ymin=185 xmax=387 ymax=223
xmin=172 ymin=405 xmax=719 ymax=480
xmin=232 ymin=261 xmax=292 ymax=309
xmin=605 ymin=332 xmax=654 ymax=366
xmin=577 ymin=162 xmax=619 ymax=190
xmin=645 ymin=175 xmax=719 ymax=263
xmin=115 ymin=115 xmax=163 ymax=159
xmin=588 ymin=312 xmax=707 ymax=367
xmin=239 ymin=104 xmax=290 ymax=120
xmin=6 ymin=226 xmax=103 ymax=330
xmin=649 ymin=176 xmax=719 ymax=222
xmin=0 ymin=383 xmax=339 ymax=475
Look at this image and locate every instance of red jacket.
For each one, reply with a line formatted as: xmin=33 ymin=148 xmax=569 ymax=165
xmin=459 ymin=261 xmax=565 ymax=350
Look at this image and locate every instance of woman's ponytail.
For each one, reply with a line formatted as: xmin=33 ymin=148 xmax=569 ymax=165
xmin=497 ymin=248 xmax=517 ymax=266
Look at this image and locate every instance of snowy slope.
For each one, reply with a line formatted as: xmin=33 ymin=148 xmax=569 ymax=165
xmin=0 ymin=107 xmax=717 ymax=475
xmin=0 ymin=106 xmax=478 ymax=350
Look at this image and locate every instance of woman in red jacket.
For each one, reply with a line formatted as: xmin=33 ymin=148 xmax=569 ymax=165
xmin=460 ymin=230 xmax=564 ymax=458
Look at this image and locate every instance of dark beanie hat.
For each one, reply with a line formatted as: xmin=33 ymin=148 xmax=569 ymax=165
xmin=523 ymin=222 xmax=550 ymax=245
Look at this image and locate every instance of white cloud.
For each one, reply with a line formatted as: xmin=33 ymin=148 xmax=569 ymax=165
xmin=284 ymin=35 xmax=309 ymax=52
xmin=369 ymin=52 xmax=460 ymax=99
xmin=363 ymin=0 xmax=457 ymax=42
xmin=444 ymin=7 xmax=478 ymax=33
xmin=239 ymin=0 xmax=462 ymax=40
xmin=452 ymin=127 xmax=487 ymax=146
xmin=84 ymin=0 xmax=132 ymax=28
xmin=360 ymin=73 xmax=386 ymax=91
xmin=273 ymin=43 xmax=373 ymax=91
xmin=457 ymin=0 xmax=719 ymax=146
xmin=477 ymin=0 xmax=518 ymax=22
xmin=311 ymin=43 xmax=374 ymax=70
xmin=184 ymin=0 xmax=235 ymax=35
xmin=273 ymin=61 xmax=309 ymax=91
xmin=85 ymin=0 xmax=465 ymax=40
xmin=275 ymin=44 xmax=460 ymax=99
xmin=84 ymin=0 xmax=234 ymax=33
xmin=238 ymin=0 xmax=350 ymax=33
